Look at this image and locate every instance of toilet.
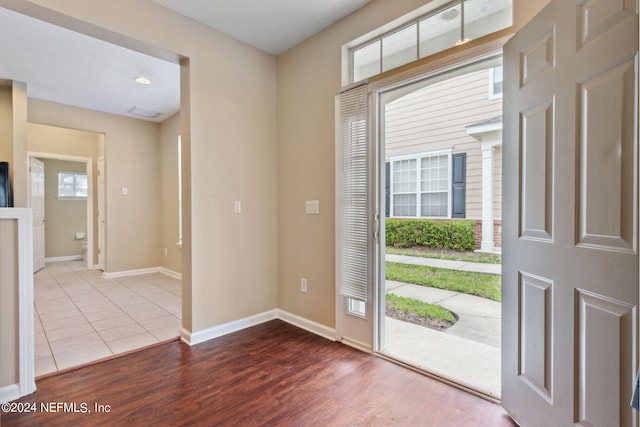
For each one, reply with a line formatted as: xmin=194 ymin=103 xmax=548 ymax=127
xmin=80 ymin=240 xmax=88 ymax=262
xmin=76 ymin=232 xmax=88 ymax=262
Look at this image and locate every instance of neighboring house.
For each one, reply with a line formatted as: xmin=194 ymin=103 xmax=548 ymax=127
xmin=384 ymin=66 xmax=503 ymax=252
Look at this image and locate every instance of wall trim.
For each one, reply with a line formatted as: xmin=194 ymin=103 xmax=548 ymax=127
xmin=183 ymin=310 xmax=279 ymax=346
xmin=340 ymin=337 xmax=373 ymax=353
xmin=103 ymin=266 xmax=182 ymax=280
xmin=45 ymin=255 xmax=83 ymax=263
xmin=159 ymin=268 xmax=182 ymax=281
xmin=0 ymin=384 xmax=20 ymax=404
xmin=180 ymin=309 xmax=337 ymax=347
xmin=276 ymin=309 xmax=337 ymax=341
xmin=103 ymin=267 xmax=159 ymax=279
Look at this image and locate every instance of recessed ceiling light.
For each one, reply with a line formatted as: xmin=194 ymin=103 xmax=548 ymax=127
xmin=134 ymin=76 xmax=151 ymax=85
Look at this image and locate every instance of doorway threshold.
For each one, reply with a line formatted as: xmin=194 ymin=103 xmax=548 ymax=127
xmin=381 ymin=316 xmax=500 ymax=399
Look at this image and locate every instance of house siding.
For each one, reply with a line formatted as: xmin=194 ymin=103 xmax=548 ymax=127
xmin=385 ymin=67 xmax=502 ymax=221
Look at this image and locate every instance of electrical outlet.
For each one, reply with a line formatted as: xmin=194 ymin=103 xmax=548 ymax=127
xmin=164 ymin=248 xmax=168 ymax=256
xmin=300 ymin=278 xmax=307 ymax=293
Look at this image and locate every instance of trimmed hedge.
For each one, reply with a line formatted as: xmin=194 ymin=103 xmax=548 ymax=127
xmin=386 ymin=219 xmax=475 ymax=251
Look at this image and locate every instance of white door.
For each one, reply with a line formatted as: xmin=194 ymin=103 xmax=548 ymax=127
xmin=97 ymin=157 xmax=105 ymax=270
xmin=29 ymin=157 xmax=45 ymax=272
xmin=502 ymin=1 xmax=638 ymax=426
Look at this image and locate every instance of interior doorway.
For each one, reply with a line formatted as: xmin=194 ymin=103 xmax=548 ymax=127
xmin=376 ymin=55 xmax=503 ymax=398
xmin=28 ymin=152 xmax=95 ymax=271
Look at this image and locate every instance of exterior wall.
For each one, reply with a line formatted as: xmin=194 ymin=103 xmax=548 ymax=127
xmin=472 ymin=219 xmax=502 ymax=248
xmin=385 ymin=67 xmax=502 ymax=220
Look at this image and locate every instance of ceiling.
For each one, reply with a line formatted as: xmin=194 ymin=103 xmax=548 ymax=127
xmin=151 ymin=0 xmax=371 ymax=56
xmin=0 ymin=0 xmax=370 ymax=122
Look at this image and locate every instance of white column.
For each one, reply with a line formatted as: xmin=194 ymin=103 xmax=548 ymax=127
xmin=480 ymin=144 xmax=495 ymax=253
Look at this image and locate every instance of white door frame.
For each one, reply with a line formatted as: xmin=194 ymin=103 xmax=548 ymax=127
xmin=28 ymin=152 xmax=95 ymax=270
xmin=97 ymin=156 xmax=105 ymax=270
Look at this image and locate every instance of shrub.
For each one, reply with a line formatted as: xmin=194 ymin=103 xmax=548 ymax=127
xmin=385 ymin=219 xmax=475 ymax=251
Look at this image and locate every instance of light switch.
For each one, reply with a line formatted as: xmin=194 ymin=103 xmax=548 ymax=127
xmin=305 ymin=200 xmax=319 ymax=215
xmin=234 ymin=200 xmax=242 ymax=214
xmin=121 ymin=187 xmax=128 ymax=196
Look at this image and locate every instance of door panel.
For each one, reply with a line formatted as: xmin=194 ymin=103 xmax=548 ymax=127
xmin=30 ymin=157 xmax=45 ymax=273
xmin=502 ymin=0 xmax=639 ymax=425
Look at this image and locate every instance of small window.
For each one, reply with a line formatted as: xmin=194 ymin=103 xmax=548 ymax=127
xmin=348 ymin=298 xmax=366 ymax=317
xmin=58 ymin=171 xmax=88 ymax=199
xmin=390 ymin=151 xmax=450 ymax=218
xmin=489 ymin=66 xmax=503 ymax=99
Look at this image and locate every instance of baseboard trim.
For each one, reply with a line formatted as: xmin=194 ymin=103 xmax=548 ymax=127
xmin=180 ymin=309 xmax=337 ymax=347
xmin=184 ymin=310 xmax=279 ymax=346
xmin=0 ymin=384 xmax=20 ymax=404
xmin=103 ymin=266 xmax=182 ymax=280
xmin=45 ymin=255 xmax=83 ymax=263
xmin=276 ymin=309 xmax=336 ymax=342
xmin=103 ymin=267 xmax=159 ymax=279
xmin=159 ymin=268 xmax=182 ymax=281
xmin=340 ymin=337 xmax=373 ymax=353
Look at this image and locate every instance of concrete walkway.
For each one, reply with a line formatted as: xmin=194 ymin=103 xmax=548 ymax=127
xmin=385 ymin=253 xmax=501 ymax=275
xmin=382 ymin=253 xmax=502 ymax=397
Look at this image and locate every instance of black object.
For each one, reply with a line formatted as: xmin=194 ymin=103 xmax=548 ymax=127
xmin=0 ymin=162 xmax=13 ymax=207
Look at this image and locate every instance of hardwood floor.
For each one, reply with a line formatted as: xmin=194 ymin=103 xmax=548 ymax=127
xmin=3 ymin=320 xmax=516 ymax=426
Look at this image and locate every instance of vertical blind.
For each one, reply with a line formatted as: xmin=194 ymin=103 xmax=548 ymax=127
xmin=336 ymin=83 xmax=370 ymax=302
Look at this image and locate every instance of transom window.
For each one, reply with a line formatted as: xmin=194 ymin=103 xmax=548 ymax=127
xmin=390 ymin=152 xmax=450 ymax=218
xmin=350 ymin=0 xmax=512 ymax=83
xmin=58 ymin=171 xmax=88 ymax=199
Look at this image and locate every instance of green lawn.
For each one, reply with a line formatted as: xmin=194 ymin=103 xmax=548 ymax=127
xmin=385 ymin=262 xmax=501 ymax=302
xmin=386 ymin=293 xmax=457 ymax=323
xmin=386 ymin=247 xmax=502 ymax=264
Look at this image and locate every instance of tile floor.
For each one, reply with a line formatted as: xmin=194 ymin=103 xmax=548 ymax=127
xmin=34 ymin=260 xmax=181 ymax=376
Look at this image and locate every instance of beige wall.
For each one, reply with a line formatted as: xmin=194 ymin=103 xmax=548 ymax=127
xmin=11 ymin=82 xmax=27 ymax=208
xmin=276 ymin=0 xmax=551 ymax=328
xmin=0 ymin=86 xmax=12 ymax=167
xmin=40 ymin=158 xmax=87 ymax=258
xmin=28 ymin=99 xmax=161 ymax=273
xmin=28 ymin=123 xmax=102 ymax=159
xmin=159 ymin=113 xmax=181 ymax=274
xmin=7 ymin=0 xmax=279 ymax=333
xmin=0 ymin=217 xmax=18 ymax=390
xmin=28 ymin=123 xmax=103 ymax=263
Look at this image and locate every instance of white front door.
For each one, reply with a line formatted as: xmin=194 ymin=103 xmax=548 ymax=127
xmin=502 ymin=1 xmax=639 ymax=426
xmin=29 ymin=157 xmax=45 ymax=272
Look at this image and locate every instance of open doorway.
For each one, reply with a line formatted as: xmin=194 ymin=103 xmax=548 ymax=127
xmin=28 ymin=152 xmax=96 ymax=271
xmin=376 ymin=55 xmax=503 ymax=398
xmin=29 ymin=123 xmax=184 ymax=376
